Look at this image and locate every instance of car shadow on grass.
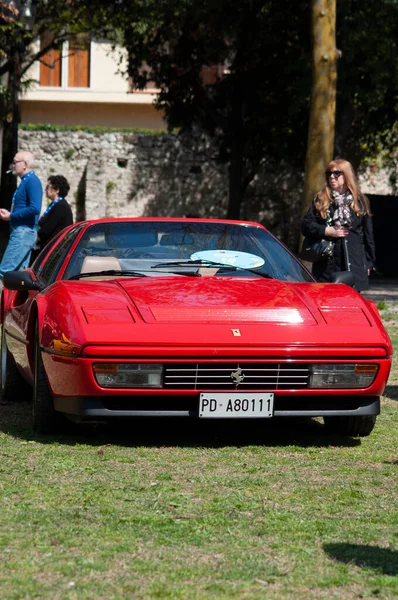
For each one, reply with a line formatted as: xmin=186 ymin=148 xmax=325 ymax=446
xmin=0 ymin=398 xmax=362 ymax=448
xmin=324 ymin=543 xmax=398 ymax=576
xmin=384 ymin=384 xmax=398 ymax=401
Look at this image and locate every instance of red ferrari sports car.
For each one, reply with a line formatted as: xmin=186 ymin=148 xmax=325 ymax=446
xmin=0 ymin=218 xmax=392 ymax=436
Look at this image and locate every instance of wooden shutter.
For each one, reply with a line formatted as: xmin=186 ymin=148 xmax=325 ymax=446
xmin=68 ymin=34 xmax=90 ymax=88
xmin=39 ymin=32 xmax=62 ymax=87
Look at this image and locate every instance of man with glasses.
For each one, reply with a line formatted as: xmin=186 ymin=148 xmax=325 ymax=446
xmin=0 ymin=151 xmax=42 ymax=285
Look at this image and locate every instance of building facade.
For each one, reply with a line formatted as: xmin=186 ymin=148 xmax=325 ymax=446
xmin=21 ymin=36 xmax=165 ymax=130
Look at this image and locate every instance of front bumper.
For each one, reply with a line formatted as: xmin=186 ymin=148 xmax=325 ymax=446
xmin=53 ymin=394 xmax=380 ymax=421
xmin=43 ymin=349 xmax=389 ymax=422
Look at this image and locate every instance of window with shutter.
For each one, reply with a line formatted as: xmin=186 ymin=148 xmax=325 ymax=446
xmin=68 ymin=33 xmax=90 ymax=88
xmin=39 ymin=32 xmax=62 ymax=87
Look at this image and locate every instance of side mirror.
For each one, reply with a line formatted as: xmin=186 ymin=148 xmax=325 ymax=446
xmin=329 ymin=271 xmax=355 ymax=287
xmin=3 ymin=271 xmax=45 ymax=292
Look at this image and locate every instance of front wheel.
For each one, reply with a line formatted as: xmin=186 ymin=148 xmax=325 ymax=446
xmin=323 ymin=415 xmax=377 ymax=437
xmin=32 ymin=322 xmax=63 ymax=433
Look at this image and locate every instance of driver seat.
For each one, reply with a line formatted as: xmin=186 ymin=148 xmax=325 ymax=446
xmin=80 ymin=256 xmax=121 ymax=279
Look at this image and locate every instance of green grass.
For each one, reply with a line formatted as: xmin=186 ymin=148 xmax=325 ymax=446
xmin=376 ymin=301 xmax=398 ymax=325
xmin=0 ymin=325 xmax=397 ymax=599
xmin=20 ymin=123 xmax=166 ymax=135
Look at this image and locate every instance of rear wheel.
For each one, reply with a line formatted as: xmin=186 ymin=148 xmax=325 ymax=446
xmin=0 ymin=324 xmax=27 ymax=404
xmin=32 ymin=322 xmax=63 ymax=433
xmin=323 ymin=415 xmax=377 ymax=437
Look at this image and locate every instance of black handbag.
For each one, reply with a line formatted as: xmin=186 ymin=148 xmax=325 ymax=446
xmin=299 ymin=237 xmax=334 ymax=263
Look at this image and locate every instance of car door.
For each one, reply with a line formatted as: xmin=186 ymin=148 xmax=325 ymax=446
xmin=4 ymin=225 xmax=84 ymax=378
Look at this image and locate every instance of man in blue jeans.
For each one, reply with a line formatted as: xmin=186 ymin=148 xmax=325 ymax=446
xmin=0 ymin=151 xmax=42 ymax=285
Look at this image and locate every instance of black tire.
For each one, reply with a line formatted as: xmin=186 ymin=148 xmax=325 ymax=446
xmin=0 ymin=324 xmax=29 ymax=404
xmin=32 ymin=322 xmax=63 ymax=433
xmin=323 ymin=415 xmax=377 ymax=437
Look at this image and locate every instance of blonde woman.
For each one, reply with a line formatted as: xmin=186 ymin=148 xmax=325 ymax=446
xmin=301 ymin=158 xmax=376 ymax=291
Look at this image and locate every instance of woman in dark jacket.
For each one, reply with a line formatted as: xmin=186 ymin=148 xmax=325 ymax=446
xmin=30 ymin=175 xmax=74 ymax=266
xmin=37 ymin=175 xmax=73 ymax=248
xmin=301 ymin=158 xmax=376 ymax=291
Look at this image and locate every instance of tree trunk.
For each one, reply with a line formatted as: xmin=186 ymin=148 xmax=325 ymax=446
xmin=227 ymin=90 xmax=244 ymax=220
xmin=227 ymin=137 xmax=244 ymax=219
xmin=0 ymin=53 xmax=20 ymax=258
xmin=0 ymin=49 xmax=20 ymax=209
xmin=0 ymin=69 xmax=9 ymax=191
xmin=302 ymin=0 xmax=337 ymax=226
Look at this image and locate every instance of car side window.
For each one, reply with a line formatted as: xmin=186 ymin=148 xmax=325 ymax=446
xmin=37 ymin=227 xmax=83 ymax=287
xmin=31 ymin=232 xmax=64 ymax=275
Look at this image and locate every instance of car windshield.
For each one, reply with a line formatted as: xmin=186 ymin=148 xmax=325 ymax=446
xmin=63 ymin=221 xmax=313 ymax=282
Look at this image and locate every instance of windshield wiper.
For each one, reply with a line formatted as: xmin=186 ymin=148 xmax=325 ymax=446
xmin=169 ymin=271 xmax=202 ymax=277
xmin=151 ymin=259 xmax=233 ymax=269
xmin=69 ymin=270 xmax=147 ymax=280
xmin=151 ymin=259 xmax=274 ymax=278
xmin=68 ymin=269 xmax=202 ymax=280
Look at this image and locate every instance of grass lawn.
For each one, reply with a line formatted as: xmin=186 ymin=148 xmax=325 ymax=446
xmin=0 ymin=324 xmax=396 ymax=599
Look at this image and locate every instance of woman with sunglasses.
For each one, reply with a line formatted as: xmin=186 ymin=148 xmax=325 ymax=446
xmin=301 ymin=158 xmax=375 ymax=291
xmin=29 ymin=175 xmax=73 ymax=265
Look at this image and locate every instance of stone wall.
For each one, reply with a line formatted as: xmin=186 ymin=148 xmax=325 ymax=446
xmin=19 ymin=129 xmax=229 ymax=222
xmin=18 ymin=128 xmax=396 ymax=251
xmin=17 ymin=129 xmax=305 ymax=248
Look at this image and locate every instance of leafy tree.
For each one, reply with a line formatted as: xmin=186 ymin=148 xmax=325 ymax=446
xmin=1 ymin=0 xmax=396 ymax=243
xmin=302 ymin=0 xmax=398 ymax=222
xmin=121 ymin=0 xmax=398 ymax=226
xmin=122 ymin=0 xmax=312 ymax=219
xmin=335 ymin=0 xmax=398 ymax=173
xmin=0 ymin=0 xmax=119 ymax=202
xmin=302 ymin=1 xmax=337 ymax=223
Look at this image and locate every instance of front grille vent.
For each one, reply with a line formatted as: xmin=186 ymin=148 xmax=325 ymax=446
xmin=163 ymin=362 xmax=310 ymax=390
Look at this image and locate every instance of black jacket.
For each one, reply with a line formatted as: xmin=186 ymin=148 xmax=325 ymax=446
xmin=301 ymin=200 xmax=376 ymax=291
xmin=37 ymin=199 xmax=73 ymax=248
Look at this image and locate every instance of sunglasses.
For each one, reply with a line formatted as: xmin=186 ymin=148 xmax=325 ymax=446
xmin=326 ymin=170 xmax=343 ymax=178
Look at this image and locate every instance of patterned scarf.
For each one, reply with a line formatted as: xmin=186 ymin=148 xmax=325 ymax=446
xmin=331 ymin=190 xmax=352 ymax=228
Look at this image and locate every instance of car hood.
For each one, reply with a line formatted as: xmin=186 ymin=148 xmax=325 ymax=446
xmin=40 ymin=278 xmax=392 ymax=356
xmin=119 ymin=277 xmax=317 ymax=325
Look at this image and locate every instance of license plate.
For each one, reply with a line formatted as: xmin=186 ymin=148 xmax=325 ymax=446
xmin=199 ymin=393 xmax=274 ymax=418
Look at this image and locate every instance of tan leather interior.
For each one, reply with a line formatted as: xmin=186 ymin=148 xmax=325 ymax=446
xmin=80 ymin=256 xmax=121 ymax=279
